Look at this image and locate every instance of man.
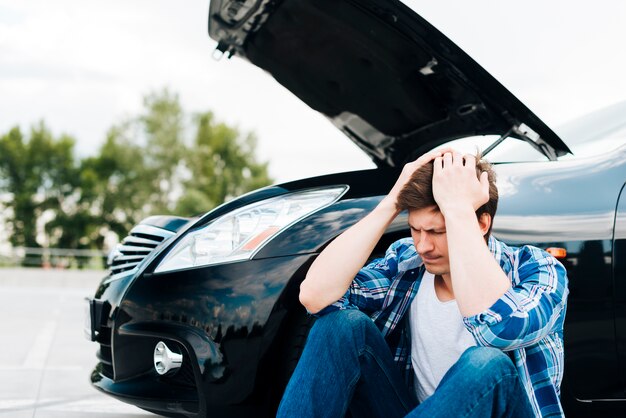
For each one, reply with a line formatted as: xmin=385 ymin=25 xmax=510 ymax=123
xmin=277 ymin=150 xmax=569 ymax=418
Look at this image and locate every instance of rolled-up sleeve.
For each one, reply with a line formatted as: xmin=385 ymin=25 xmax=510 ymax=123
xmin=463 ymin=246 xmax=569 ymax=351
xmin=312 ymin=239 xmax=407 ymax=317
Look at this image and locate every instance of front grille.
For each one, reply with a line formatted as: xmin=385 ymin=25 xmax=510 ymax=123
xmin=110 ymin=224 xmax=175 ymax=276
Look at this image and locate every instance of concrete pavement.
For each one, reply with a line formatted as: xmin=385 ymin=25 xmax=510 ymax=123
xmin=0 ymin=268 xmax=153 ymax=417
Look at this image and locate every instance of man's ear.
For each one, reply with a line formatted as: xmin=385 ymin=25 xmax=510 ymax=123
xmin=478 ymin=213 xmax=491 ymax=237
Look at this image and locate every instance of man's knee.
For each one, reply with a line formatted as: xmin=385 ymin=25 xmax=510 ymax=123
xmin=457 ymin=346 xmax=515 ymax=379
xmin=309 ymin=309 xmax=375 ymax=342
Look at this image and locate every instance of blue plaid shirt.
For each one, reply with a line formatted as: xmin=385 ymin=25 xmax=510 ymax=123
xmin=316 ymin=235 xmax=569 ymax=417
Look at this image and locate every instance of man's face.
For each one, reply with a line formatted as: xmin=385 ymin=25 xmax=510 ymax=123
xmin=408 ymin=206 xmax=450 ymax=277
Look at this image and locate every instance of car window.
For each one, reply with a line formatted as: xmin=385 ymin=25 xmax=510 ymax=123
xmin=431 ymin=100 xmax=626 ymax=162
xmin=555 ymin=100 xmax=626 ymax=160
xmin=431 ymin=135 xmax=550 ymax=163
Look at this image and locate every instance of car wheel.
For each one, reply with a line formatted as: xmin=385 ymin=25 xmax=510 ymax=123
xmin=266 ymin=308 xmax=316 ymax=414
xmin=280 ymin=310 xmax=316 ymax=385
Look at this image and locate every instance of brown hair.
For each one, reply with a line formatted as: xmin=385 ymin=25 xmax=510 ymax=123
xmin=396 ymin=153 xmax=499 ymax=236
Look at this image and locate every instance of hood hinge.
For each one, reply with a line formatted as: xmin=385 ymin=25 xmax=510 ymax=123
xmin=513 ymin=123 xmax=559 ymax=161
xmin=484 ymin=123 xmax=559 ymax=161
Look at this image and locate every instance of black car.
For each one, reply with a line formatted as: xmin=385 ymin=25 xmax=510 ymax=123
xmin=85 ymin=0 xmax=626 ymax=416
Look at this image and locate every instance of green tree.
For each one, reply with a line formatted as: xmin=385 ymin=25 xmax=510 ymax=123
xmin=0 ymin=88 xmax=273 ymax=262
xmin=0 ymin=122 xmax=78 ymax=265
xmin=112 ymin=88 xmax=273 ymax=218
xmin=179 ymin=111 xmax=272 ymax=216
xmin=76 ymin=124 xmax=154 ymax=241
xmin=141 ymin=89 xmax=188 ymax=214
xmin=63 ymin=88 xmax=272 ymax=244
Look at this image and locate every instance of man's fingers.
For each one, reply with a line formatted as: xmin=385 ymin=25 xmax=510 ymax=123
xmin=452 ymin=152 xmax=463 ymax=166
xmin=433 ymin=156 xmax=443 ymax=173
xmin=424 ymin=147 xmax=454 ymax=161
xmin=423 ymin=150 xmax=444 ymax=163
xmin=463 ymin=154 xmax=476 ymax=168
xmin=413 ymin=148 xmax=459 ymax=165
xmin=480 ymin=171 xmax=490 ymax=194
xmin=435 ymin=147 xmax=455 ymax=156
xmin=411 ymin=148 xmax=477 ymax=172
xmin=410 ymin=150 xmax=439 ymax=168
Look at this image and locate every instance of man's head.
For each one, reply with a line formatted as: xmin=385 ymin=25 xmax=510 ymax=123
xmin=396 ymin=152 xmax=498 ymax=232
xmin=396 ymin=152 xmax=498 ymax=275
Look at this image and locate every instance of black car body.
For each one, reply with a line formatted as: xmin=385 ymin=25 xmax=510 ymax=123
xmin=85 ymin=0 xmax=626 ymax=416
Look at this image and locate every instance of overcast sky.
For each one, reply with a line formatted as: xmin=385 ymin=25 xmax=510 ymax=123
xmin=1 ymin=0 xmax=625 ymax=184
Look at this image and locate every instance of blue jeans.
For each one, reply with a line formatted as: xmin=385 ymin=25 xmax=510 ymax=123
xmin=277 ymin=309 xmax=536 ymax=418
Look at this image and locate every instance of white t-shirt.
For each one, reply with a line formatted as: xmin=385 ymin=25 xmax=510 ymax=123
xmin=409 ymin=272 xmax=476 ymax=402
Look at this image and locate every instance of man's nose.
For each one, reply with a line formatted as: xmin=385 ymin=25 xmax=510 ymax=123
xmin=416 ymin=232 xmax=434 ymax=253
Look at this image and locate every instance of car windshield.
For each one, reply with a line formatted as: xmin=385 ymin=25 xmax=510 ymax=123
xmin=432 ymin=100 xmax=626 ymax=162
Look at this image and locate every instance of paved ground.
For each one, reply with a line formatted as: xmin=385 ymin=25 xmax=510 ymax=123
xmin=0 ymin=268 xmax=153 ymax=417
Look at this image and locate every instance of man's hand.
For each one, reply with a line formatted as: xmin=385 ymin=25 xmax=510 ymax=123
xmin=432 ymin=151 xmax=511 ymax=317
xmin=432 ymin=151 xmax=489 ymax=216
xmin=381 ymin=148 xmax=454 ymax=211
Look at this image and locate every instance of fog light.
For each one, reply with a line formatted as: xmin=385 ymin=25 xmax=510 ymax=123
xmin=154 ymin=341 xmax=183 ymax=375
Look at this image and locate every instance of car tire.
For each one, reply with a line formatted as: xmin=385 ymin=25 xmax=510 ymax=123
xmin=266 ymin=308 xmax=316 ymax=414
xmin=280 ymin=311 xmax=316 ymax=385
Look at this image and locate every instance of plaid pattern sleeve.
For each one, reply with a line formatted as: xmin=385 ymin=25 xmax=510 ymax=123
xmin=462 ymin=244 xmax=569 ymax=351
xmin=313 ymin=238 xmax=413 ymax=316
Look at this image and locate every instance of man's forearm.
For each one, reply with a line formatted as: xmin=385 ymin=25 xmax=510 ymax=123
xmin=299 ymin=197 xmax=399 ymax=314
xmin=444 ymin=207 xmax=510 ymax=317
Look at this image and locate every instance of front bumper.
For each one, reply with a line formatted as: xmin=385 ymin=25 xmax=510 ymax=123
xmin=91 ymin=363 xmax=199 ymax=415
xmin=87 ymin=253 xmax=316 ymax=417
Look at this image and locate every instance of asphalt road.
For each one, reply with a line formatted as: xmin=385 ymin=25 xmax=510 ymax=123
xmin=0 ymin=268 xmax=152 ymax=417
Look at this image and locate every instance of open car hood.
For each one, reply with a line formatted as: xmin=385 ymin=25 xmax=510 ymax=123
xmin=208 ymin=0 xmax=571 ymax=167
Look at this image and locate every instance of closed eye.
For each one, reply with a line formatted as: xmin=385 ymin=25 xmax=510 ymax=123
xmin=409 ymin=226 xmax=446 ymax=234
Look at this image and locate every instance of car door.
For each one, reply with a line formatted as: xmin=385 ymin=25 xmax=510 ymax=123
xmin=559 ymin=186 xmax=624 ymax=402
xmin=613 ymin=182 xmax=626 ymax=397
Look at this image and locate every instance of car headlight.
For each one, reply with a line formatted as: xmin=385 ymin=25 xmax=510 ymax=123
xmin=154 ymin=186 xmax=348 ymax=273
